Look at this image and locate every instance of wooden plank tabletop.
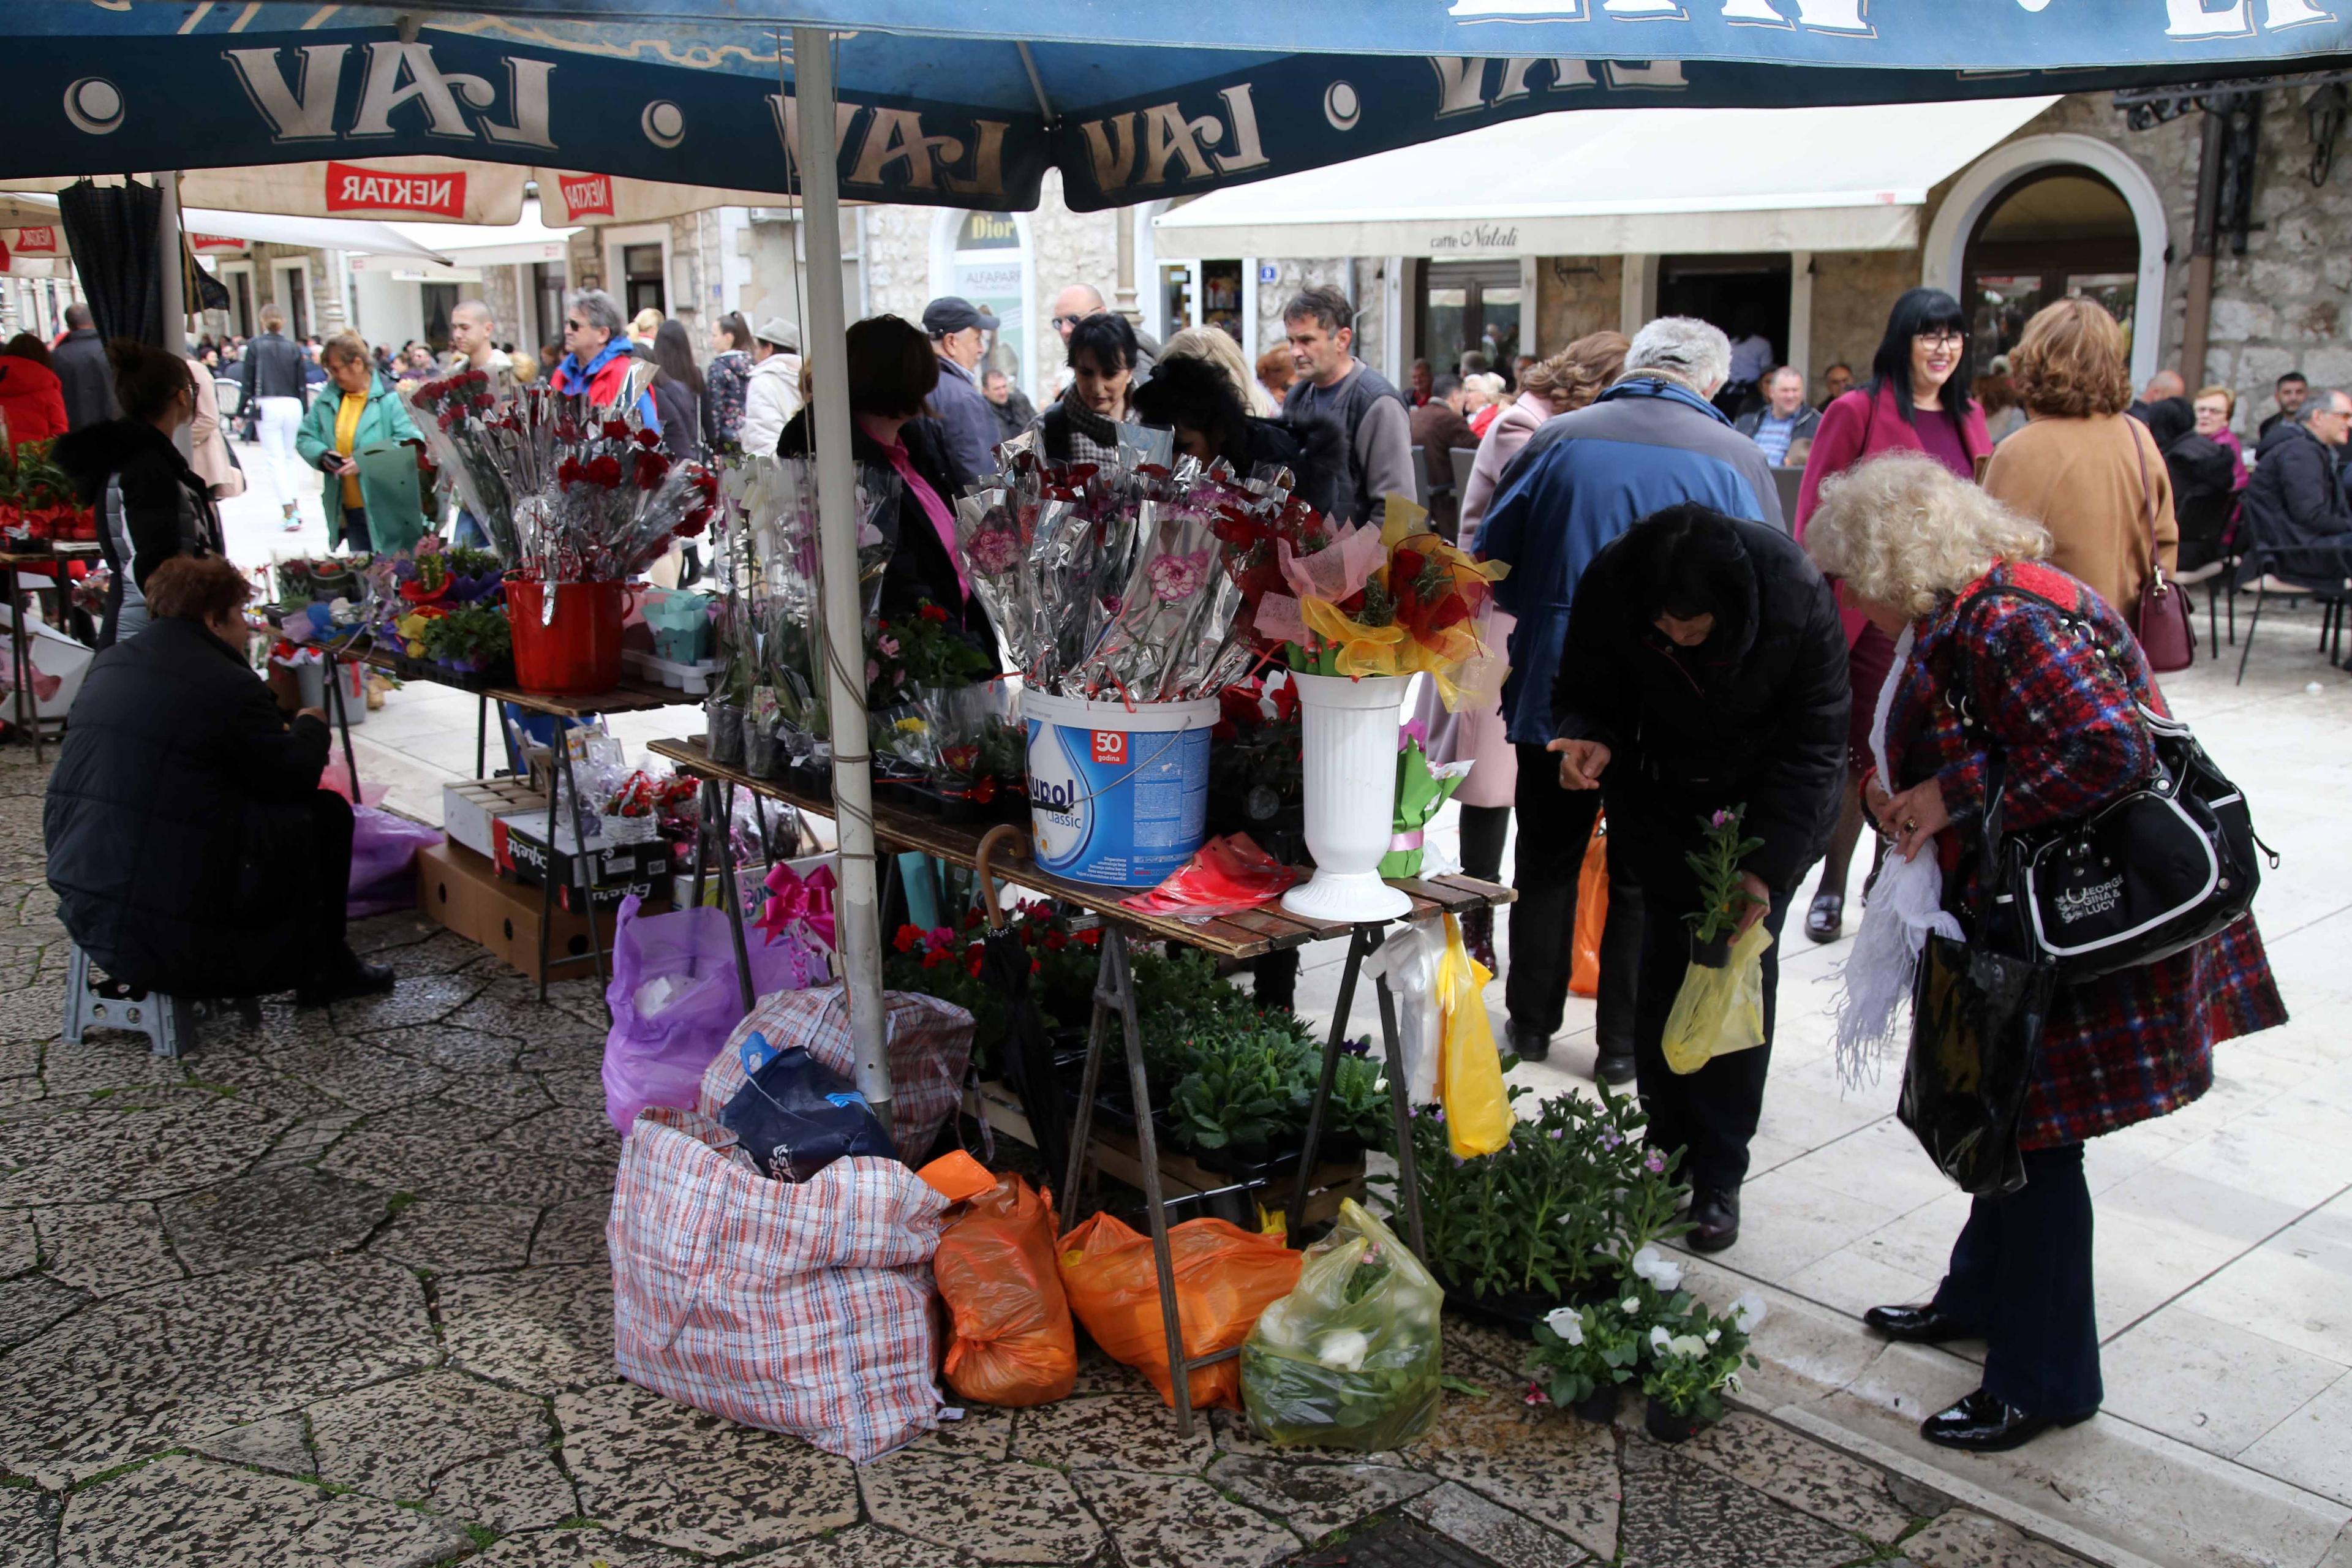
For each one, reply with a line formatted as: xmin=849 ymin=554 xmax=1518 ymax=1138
xmin=647 ymin=734 xmax=1513 ymax=960
xmin=350 ymin=644 xmax=695 ymax=718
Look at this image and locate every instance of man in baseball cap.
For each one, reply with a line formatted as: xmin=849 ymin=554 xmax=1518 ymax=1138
xmin=922 ymin=296 xmax=1003 ymax=478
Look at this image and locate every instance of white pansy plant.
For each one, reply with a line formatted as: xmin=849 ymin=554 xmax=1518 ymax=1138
xmin=1526 ymin=1298 xmax=1645 ymax=1410
xmin=1637 ymin=1294 xmax=1762 ymax=1427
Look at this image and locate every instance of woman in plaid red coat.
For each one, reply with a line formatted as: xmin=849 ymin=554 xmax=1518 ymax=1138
xmin=1807 ymin=452 xmax=2285 ymax=1455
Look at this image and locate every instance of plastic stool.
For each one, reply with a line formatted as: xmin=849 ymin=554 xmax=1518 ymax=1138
xmin=61 ymin=943 xmax=259 ymax=1058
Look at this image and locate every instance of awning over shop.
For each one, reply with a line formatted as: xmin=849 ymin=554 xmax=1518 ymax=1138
xmin=382 ymin=199 xmax=576 ymax=269
xmin=4 ymin=191 xmax=451 ymax=273
xmin=1151 ymin=97 xmax=2059 ymax=260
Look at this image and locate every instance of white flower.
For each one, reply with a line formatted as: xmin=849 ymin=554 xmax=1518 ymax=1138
xmin=1724 ymin=1371 xmax=1744 ymax=1395
xmin=1622 ymin=1297 xmax=1643 ymax=1316
xmin=1728 ymin=1292 xmax=1769 ymax=1335
xmin=1705 ymin=1328 xmax=1721 ymax=1345
xmin=1316 ymin=1329 xmax=1371 ymax=1373
xmin=1667 ymin=1333 xmax=1709 ymax=1359
xmin=1649 ymin=1325 xmax=1670 ymax=1351
xmin=1544 ymin=1306 xmax=1585 ymax=1345
xmin=1629 ymin=1245 xmax=1685 ymax=1293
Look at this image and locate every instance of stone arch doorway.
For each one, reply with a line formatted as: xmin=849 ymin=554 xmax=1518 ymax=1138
xmin=1962 ymin=168 xmax=2140 ymax=380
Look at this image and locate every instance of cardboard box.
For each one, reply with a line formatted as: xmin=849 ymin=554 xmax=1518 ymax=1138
xmin=493 ymin=818 xmax=668 ymax=896
xmin=442 ymin=778 xmax=547 ymax=861
xmin=416 ymin=841 xmax=660 ymax=982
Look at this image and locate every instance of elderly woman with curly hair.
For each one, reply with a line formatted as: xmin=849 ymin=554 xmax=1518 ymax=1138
xmin=1981 ymin=297 xmax=2177 ymax=620
xmin=1806 ymin=452 xmax=2283 ymax=1453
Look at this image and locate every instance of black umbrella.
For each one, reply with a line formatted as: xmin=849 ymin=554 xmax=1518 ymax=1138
xmin=976 ymin=825 xmax=1068 ymax=1185
xmin=57 ymin=178 xmax=163 ymax=345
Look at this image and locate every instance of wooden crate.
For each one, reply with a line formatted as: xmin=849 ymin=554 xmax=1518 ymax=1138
xmin=970 ymin=1077 xmax=1366 ymax=1230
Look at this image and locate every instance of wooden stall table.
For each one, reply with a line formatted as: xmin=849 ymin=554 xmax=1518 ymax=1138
xmin=650 ymin=733 xmax=1515 ymax=1438
xmin=330 ymin=642 xmax=703 ymax=1003
xmin=2 ymin=541 xmax=102 ymax=766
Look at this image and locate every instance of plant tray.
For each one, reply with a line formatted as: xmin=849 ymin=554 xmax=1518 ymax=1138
xmin=1431 ymin=1265 xmax=1624 ymax=1340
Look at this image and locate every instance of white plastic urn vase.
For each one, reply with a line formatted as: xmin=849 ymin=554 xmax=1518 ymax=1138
xmin=1282 ymin=671 xmax=1412 ymax=924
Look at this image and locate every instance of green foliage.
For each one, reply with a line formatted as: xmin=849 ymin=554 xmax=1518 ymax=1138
xmin=1526 ymin=1296 xmax=1648 ymax=1407
xmin=1328 ymin=1051 xmax=1393 ymax=1152
xmin=1685 ymin=804 xmax=1767 ymax=944
xmin=1169 ymin=1022 xmax=1316 ymax=1152
xmin=1404 ymin=1084 xmax=1690 ymax=1302
xmin=421 ymin=603 xmax=511 ymax=664
xmin=1637 ymin=1295 xmax=1760 ymax=1422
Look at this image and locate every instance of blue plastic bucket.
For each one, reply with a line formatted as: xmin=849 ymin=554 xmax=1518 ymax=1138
xmin=1023 ymin=689 xmax=1217 ymax=888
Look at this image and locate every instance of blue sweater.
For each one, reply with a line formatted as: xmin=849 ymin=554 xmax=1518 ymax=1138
xmin=1479 ymin=377 xmax=1782 ymax=745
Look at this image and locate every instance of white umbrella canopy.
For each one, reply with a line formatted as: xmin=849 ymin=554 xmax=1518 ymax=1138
xmin=2 ymin=189 xmax=453 ymax=275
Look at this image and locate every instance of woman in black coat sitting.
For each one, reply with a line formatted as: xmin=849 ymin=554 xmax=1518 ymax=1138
xmin=777 ymin=314 xmax=983 ymax=638
xmin=43 ymin=556 xmax=395 ymax=1009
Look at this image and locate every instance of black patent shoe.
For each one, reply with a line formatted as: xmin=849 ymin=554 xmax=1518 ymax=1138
xmin=1804 ymin=891 xmax=1844 ymax=943
xmin=1920 ymin=1388 xmax=2095 ymax=1453
xmin=1688 ymin=1187 xmax=1741 ymax=1252
xmin=1506 ymin=1022 xmax=1551 ymax=1063
xmin=1863 ymin=1303 xmax=1978 ymax=1344
xmin=296 ymin=953 xmax=397 ymax=1009
xmin=1593 ymin=1047 xmax=1637 ymax=1087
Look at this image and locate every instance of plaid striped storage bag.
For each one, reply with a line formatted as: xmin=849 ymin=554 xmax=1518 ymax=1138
xmin=608 ymin=1106 xmax=948 ymax=1461
xmin=702 ymin=985 xmax=974 ymax=1161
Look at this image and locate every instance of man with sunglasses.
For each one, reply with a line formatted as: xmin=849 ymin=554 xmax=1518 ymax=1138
xmin=549 ymin=288 xmax=660 ymax=434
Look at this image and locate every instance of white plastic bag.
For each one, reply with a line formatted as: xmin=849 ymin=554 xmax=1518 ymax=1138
xmin=1365 ymin=916 xmax=1444 ymax=1104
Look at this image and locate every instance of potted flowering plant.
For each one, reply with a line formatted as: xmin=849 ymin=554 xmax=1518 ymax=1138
xmin=1528 ymin=1295 xmax=1649 ymax=1423
xmin=1684 ymin=805 xmax=1766 ymax=968
xmin=420 ymin=603 xmax=513 ymax=683
xmin=1640 ymin=1292 xmax=1767 ymax=1442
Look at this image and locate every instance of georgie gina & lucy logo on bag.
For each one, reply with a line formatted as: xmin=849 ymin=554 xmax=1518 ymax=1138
xmin=2055 ymin=875 xmax=2124 ymax=924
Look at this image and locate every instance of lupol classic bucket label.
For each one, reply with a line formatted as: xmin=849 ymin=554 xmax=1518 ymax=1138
xmin=1023 ymin=690 xmax=1216 ymax=888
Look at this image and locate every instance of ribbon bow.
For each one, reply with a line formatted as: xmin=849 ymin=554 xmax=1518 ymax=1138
xmin=757 ymin=862 xmax=837 ymax=949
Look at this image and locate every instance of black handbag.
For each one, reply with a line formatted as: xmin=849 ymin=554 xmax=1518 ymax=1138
xmin=1899 ymin=748 xmax=2055 ymax=1197
xmin=1953 ymin=583 xmax=2270 ymax=981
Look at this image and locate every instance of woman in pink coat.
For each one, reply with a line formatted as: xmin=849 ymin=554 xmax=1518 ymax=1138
xmin=1433 ymin=331 xmax=1627 ymax=973
xmin=1791 ymin=287 xmax=1990 ymax=945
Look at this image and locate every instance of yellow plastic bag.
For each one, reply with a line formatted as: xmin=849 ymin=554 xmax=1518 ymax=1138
xmin=1434 ymin=913 xmax=1510 ymax=1158
xmin=1661 ymin=922 xmax=1774 ymax=1076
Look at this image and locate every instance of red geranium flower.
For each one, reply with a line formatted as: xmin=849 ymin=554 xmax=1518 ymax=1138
xmin=893 ymin=924 xmax=923 ymax=953
xmin=918 ymin=602 xmax=949 ymax=624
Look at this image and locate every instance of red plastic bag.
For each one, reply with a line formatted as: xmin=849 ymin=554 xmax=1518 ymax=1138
xmin=1570 ymin=818 xmax=1608 ymax=998
xmin=1057 ymin=1212 xmax=1301 ymax=1411
xmin=937 ymin=1175 xmax=1079 ymax=1408
xmin=1120 ymin=834 xmax=1298 ymax=919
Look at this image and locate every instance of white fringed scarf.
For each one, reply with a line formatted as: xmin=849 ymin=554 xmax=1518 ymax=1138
xmin=1831 ymin=624 xmax=1964 ymax=1092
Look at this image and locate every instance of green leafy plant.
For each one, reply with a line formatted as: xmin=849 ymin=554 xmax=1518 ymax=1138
xmin=869 ymin=600 xmax=990 ymax=708
xmin=421 ymin=603 xmax=511 ymax=666
xmin=1638 ymin=1294 xmax=1765 ymax=1423
xmin=1398 ymin=1084 xmax=1690 ymax=1304
xmin=1170 ymin=1022 xmax=1315 ymax=1152
xmin=1328 ymin=1049 xmax=1392 ymax=1151
xmin=1527 ymin=1295 xmax=1648 ymax=1408
xmin=1685 ymin=805 xmax=1766 ymax=946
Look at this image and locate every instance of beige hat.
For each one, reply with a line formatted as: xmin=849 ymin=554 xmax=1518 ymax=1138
xmin=754 ymin=317 xmax=802 ymax=352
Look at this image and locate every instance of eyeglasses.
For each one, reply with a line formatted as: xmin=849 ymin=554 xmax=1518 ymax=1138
xmin=564 ymin=319 xmax=587 ymax=331
xmin=1914 ymin=330 xmax=1964 ymax=349
xmin=1052 ymin=314 xmax=1088 ymax=330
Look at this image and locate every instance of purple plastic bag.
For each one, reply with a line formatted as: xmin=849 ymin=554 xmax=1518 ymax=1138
xmin=603 ymin=894 xmax=828 ymax=1136
xmin=349 ymin=807 xmax=443 ymax=918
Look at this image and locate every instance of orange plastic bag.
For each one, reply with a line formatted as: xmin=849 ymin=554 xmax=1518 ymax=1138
xmin=935 ymin=1175 xmax=1078 ymax=1407
xmin=1569 ymin=817 xmax=1608 ymax=997
xmin=1057 ymin=1212 xmax=1302 ymax=1411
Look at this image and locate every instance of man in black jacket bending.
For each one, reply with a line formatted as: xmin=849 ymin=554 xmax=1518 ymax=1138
xmin=2241 ymin=389 xmax=2352 ymax=578
xmin=44 ymin=556 xmax=395 ymax=1009
xmin=1545 ymin=504 xmax=1849 ymax=1253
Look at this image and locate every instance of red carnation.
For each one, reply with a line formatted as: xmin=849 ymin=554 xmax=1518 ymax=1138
xmin=635 ymin=451 xmax=671 ymax=490
xmin=473 ymin=393 xmax=496 ymax=411
xmin=635 ymin=428 xmax=662 ymax=449
xmin=601 ymin=420 xmax=630 ymax=441
xmin=586 ymin=454 xmax=624 ymax=488
xmin=557 ymin=456 xmax=584 ymax=486
xmin=675 ymin=507 xmax=710 ymax=538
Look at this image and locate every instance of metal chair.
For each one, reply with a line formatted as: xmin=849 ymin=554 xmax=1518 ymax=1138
xmin=2233 ymin=539 xmax=2352 ymax=683
xmin=1449 ymin=447 xmax=1477 ymax=499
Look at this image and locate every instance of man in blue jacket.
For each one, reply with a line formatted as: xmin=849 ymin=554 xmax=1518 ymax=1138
xmin=1478 ymin=317 xmax=1782 ymax=1094
xmin=923 ymin=296 xmax=1003 ymax=480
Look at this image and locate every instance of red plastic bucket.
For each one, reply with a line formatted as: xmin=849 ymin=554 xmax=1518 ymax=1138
xmin=506 ymin=578 xmax=628 ymax=695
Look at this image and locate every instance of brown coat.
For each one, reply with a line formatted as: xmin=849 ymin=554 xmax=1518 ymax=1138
xmin=1982 ymin=413 xmax=2177 ymax=618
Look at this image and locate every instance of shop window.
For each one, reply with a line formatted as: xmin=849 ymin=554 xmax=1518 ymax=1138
xmin=421 ymin=282 xmax=459 ymax=353
xmin=1419 ymin=261 xmax=1523 ymax=380
xmin=622 ymin=243 xmax=665 ymax=317
xmin=1963 ymin=170 xmax=2138 ymax=377
xmin=949 ymin=210 xmax=1027 ymax=386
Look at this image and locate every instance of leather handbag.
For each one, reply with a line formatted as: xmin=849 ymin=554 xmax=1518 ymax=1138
xmin=1954 ymin=582 xmax=2269 ymax=981
xmin=2128 ymin=422 xmax=2197 ymax=672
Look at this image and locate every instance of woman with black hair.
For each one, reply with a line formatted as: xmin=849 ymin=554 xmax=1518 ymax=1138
xmin=1546 ymin=502 xmax=1849 ymax=1252
xmin=650 ymin=319 xmax=706 ymax=464
xmin=777 ymin=314 xmax=982 ymax=637
xmin=1128 ymin=354 xmax=1341 ymax=518
xmin=1041 ymin=314 xmax=1140 ymax=464
xmin=52 ymin=341 xmax=225 ymax=648
xmin=703 ymin=311 xmax=754 ymax=453
xmin=1787 ymin=286 xmax=1991 ymax=945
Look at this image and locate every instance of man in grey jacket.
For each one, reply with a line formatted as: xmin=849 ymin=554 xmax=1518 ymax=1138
xmin=1281 ymin=285 xmax=1412 ymax=526
xmin=923 ymin=296 xmax=1003 ymax=480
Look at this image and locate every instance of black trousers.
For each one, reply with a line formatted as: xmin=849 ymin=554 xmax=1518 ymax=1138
xmin=1931 ymin=1143 xmax=2101 ymax=1418
xmin=1506 ymin=743 xmax=1643 ymax=1047
xmin=340 ymin=504 xmax=372 ymax=554
xmin=303 ymin=788 xmax=356 ymax=981
xmin=1621 ymin=816 xmax=1789 ymax=1195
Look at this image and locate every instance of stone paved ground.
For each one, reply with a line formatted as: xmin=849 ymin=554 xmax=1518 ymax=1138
xmin=0 ymin=743 xmax=2111 ymax=1567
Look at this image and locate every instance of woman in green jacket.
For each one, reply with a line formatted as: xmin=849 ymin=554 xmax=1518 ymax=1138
xmin=295 ymin=331 xmax=430 ymax=555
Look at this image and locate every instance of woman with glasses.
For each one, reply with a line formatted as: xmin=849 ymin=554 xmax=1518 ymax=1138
xmin=1788 ymin=287 xmax=1990 ymax=945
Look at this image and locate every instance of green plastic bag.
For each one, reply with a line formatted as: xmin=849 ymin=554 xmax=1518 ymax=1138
xmin=1240 ymin=1198 xmax=1443 ymax=1451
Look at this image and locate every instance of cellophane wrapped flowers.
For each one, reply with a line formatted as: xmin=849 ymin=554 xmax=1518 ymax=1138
xmin=1246 ymin=495 xmax=1510 ymax=710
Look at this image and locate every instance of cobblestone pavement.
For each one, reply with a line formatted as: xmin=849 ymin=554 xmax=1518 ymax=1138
xmin=0 ymin=745 xmax=2099 ymax=1568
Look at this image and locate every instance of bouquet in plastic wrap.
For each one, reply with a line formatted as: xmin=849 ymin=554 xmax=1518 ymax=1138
xmin=1245 ymin=495 xmax=1511 ymax=712
xmin=955 ymin=434 xmax=1278 ymax=703
xmin=405 ymin=377 xmax=717 ymax=592
xmin=1240 ymin=1197 xmax=1443 ymax=1450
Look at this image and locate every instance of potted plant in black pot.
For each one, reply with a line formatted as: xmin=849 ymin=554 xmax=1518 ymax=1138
xmin=1527 ymin=1298 xmax=1646 ymax=1423
xmin=1638 ymin=1291 xmax=1765 ymax=1444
